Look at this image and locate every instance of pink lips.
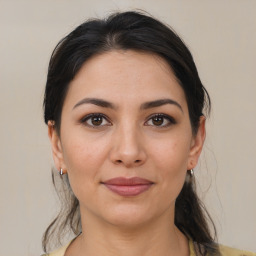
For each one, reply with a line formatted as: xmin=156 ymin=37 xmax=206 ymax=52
xmin=102 ymin=177 xmax=154 ymax=196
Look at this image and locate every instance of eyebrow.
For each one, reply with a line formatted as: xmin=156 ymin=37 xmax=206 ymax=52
xmin=73 ymin=97 xmax=183 ymax=112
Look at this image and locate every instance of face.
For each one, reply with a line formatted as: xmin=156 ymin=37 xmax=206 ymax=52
xmin=49 ymin=50 xmax=205 ymax=229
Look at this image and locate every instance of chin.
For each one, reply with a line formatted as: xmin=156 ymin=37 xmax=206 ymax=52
xmin=102 ymin=204 xmax=153 ymax=229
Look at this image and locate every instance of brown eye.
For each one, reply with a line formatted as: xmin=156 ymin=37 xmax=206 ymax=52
xmin=145 ymin=114 xmax=176 ymax=128
xmin=152 ymin=116 xmax=164 ymax=126
xmin=81 ymin=113 xmax=111 ymax=128
xmin=91 ymin=116 xmax=103 ymax=126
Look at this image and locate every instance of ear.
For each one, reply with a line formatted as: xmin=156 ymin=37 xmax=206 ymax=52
xmin=48 ymin=121 xmax=67 ymax=174
xmin=187 ymin=116 xmax=206 ymax=170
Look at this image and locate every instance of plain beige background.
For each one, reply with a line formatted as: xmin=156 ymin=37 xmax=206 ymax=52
xmin=0 ymin=0 xmax=255 ymax=255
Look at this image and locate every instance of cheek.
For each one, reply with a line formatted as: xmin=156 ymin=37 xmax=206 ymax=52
xmin=151 ymin=135 xmax=191 ymax=171
xmin=62 ymin=129 xmax=109 ymax=169
xmin=61 ymin=133 xmax=110 ymax=196
xmin=64 ymin=142 xmax=94 ymax=171
xmin=149 ymin=135 xmax=191 ymax=195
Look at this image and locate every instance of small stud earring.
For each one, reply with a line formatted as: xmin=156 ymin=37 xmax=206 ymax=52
xmin=60 ymin=168 xmax=63 ymax=176
xmin=185 ymin=169 xmax=194 ymax=183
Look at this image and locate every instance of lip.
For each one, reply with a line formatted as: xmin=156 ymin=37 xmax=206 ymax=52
xmin=103 ymin=177 xmax=154 ymax=186
xmin=101 ymin=177 xmax=154 ymax=196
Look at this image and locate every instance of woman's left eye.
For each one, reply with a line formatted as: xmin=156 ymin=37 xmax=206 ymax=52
xmin=145 ymin=114 xmax=176 ymax=128
xmin=80 ymin=113 xmax=175 ymax=128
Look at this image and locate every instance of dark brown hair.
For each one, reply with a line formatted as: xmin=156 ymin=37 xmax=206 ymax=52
xmin=43 ymin=10 xmax=219 ymax=255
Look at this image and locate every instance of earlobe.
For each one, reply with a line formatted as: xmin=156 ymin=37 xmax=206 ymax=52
xmin=187 ymin=116 xmax=206 ymax=170
xmin=47 ymin=121 xmax=67 ymax=173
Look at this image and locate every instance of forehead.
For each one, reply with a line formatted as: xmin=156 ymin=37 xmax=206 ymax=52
xmin=65 ymin=50 xmax=187 ymax=110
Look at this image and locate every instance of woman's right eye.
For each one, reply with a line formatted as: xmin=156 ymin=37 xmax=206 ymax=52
xmin=81 ymin=113 xmax=111 ymax=128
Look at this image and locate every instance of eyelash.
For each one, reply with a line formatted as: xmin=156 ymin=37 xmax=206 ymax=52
xmin=80 ymin=113 xmax=176 ymax=129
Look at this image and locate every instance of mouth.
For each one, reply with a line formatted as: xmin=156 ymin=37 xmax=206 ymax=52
xmin=101 ymin=177 xmax=154 ymax=197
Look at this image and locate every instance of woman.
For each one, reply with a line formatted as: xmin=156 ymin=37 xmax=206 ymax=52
xmin=42 ymin=11 xmax=255 ymax=256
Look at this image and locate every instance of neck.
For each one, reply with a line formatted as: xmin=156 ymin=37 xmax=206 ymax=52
xmin=65 ymin=207 xmax=189 ymax=256
xmin=66 ymin=207 xmax=189 ymax=256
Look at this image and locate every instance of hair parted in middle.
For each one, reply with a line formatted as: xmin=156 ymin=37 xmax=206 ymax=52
xmin=43 ymin=10 xmax=218 ymax=256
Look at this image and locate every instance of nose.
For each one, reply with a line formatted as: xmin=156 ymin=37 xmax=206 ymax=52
xmin=109 ymin=123 xmax=147 ymax=168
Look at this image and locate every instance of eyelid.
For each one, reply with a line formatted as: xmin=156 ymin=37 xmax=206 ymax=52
xmin=80 ymin=113 xmax=112 ymax=128
xmin=145 ymin=113 xmax=176 ymax=128
xmin=80 ymin=113 xmax=176 ymax=128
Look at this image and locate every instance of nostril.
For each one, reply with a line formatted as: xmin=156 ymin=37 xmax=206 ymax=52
xmin=115 ymin=159 xmax=141 ymax=164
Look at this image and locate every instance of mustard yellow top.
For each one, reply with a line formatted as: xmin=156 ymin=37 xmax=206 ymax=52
xmin=44 ymin=239 xmax=256 ymax=256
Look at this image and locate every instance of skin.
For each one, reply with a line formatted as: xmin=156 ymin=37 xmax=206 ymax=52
xmin=48 ymin=50 xmax=205 ymax=256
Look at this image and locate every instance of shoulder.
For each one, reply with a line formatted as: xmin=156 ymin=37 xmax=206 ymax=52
xmin=219 ymin=244 xmax=256 ymax=256
xmin=40 ymin=241 xmax=71 ymax=256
